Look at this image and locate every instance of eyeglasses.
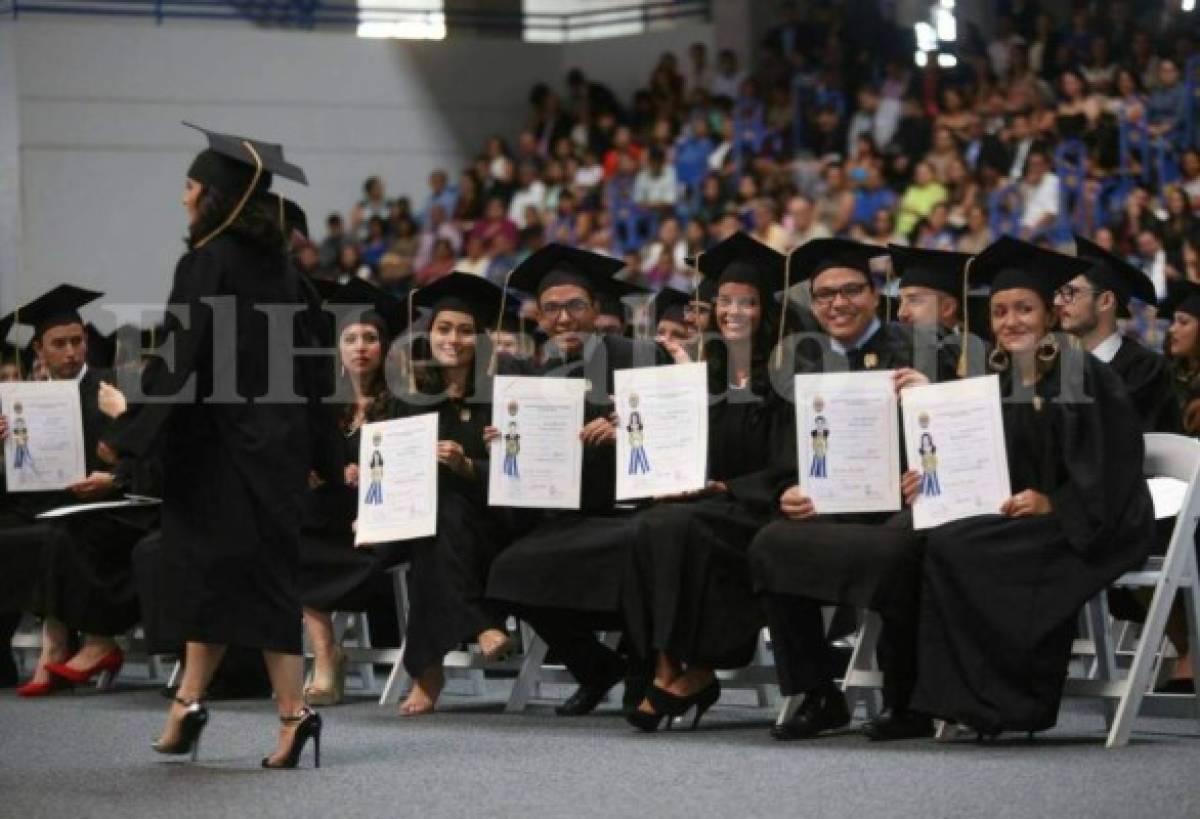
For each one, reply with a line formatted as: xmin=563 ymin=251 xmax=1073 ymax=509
xmin=812 ymin=283 xmax=870 ymax=306
xmin=1053 ymin=285 xmax=1100 ymax=304
xmin=714 ymin=295 xmax=760 ymax=310
xmin=540 ymin=298 xmax=593 ymax=318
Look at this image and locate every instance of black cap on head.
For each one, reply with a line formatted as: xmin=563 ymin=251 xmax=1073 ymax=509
xmin=972 ymin=236 xmax=1091 ymax=306
xmin=1161 ymin=279 xmax=1200 ymax=321
xmin=597 ymin=292 xmax=626 ymax=321
xmin=653 ymin=287 xmax=692 ymax=326
xmin=692 ymin=232 xmax=786 ymax=295
xmin=413 ymin=271 xmax=504 ymax=329
xmin=326 ymin=277 xmax=406 ymax=339
xmin=184 ymin=122 xmax=308 ymax=190
xmin=277 ymin=196 xmax=310 ymax=240
xmin=889 ymin=245 xmax=973 ymax=299
xmin=12 ymin=284 xmax=103 ymax=339
xmin=506 ymin=243 xmax=626 ymax=298
xmin=789 ymin=238 xmax=888 ymax=285
xmin=1074 ymin=234 xmax=1156 ymax=316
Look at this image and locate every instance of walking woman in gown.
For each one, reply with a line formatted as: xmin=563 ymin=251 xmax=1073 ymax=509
xmin=110 ymin=125 xmax=330 ymax=767
xmin=299 ymin=278 xmax=407 ymax=707
xmin=908 ymin=237 xmax=1155 ymax=737
xmin=622 ymin=232 xmax=792 ymax=730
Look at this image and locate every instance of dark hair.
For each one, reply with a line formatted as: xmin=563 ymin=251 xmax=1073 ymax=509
xmin=363 ymin=176 xmax=381 ymax=195
xmin=188 ymin=183 xmax=284 ymax=251
xmin=336 ymin=317 xmax=394 ymax=433
xmin=701 ymin=291 xmax=781 ymax=396
xmin=411 ymin=313 xmax=494 ymax=401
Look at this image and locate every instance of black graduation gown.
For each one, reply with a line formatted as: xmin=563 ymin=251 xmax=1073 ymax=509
xmin=623 ymin=383 xmax=793 ymax=669
xmin=1107 ymin=337 xmax=1181 ymax=433
xmin=911 ymin=349 xmax=1154 ymax=734
xmin=386 ymin=388 xmax=514 ymax=677
xmin=486 ymin=334 xmax=668 ymax=614
xmin=746 ymin=323 xmax=952 ymax=701
xmin=110 ymin=233 xmax=328 ymax=655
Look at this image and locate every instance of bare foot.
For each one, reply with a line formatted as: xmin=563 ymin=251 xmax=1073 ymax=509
xmin=30 ymin=647 xmax=70 ymax=685
xmin=478 ymin=629 xmax=511 ymax=661
xmin=263 ymin=717 xmax=303 ymax=767
xmin=399 ymin=666 xmax=444 ymax=716
xmin=665 ymin=667 xmax=715 ymax=699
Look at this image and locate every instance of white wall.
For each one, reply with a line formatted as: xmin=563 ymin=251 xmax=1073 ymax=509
xmin=0 ymin=25 xmax=23 ymax=316
xmin=8 ymin=17 xmax=713 ymax=322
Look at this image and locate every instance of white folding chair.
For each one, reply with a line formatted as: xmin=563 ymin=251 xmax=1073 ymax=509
xmin=377 ymin=564 xmax=529 ymax=707
xmin=505 ymin=627 xmax=621 ymax=712
xmin=775 ymin=608 xmax=883 ymax=727
xmin=1064 ymin=432 xmax=1200 ymax=748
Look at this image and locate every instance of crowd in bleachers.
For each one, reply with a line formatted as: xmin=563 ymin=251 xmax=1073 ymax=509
xmin=297 ymin=1 xmax=1200 ymax=329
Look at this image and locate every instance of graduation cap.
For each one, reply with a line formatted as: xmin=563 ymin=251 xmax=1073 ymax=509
xmin=505 ymin=243 xmax=626 ymax=298
xmin=1074 ymin=234 xmax=1156 ymax=317
xmin=325 ymin=277 xmax=406 ymax=340
xmin=413 ymin=271 xmax=504 ymax=329
xmin=889 ymin=245 xmax=973 ymax=299
xmin=596 ymin=292 xmax=627 ymax=322
xmin=691 ymin=232 xmax=787 ymax=297
xmin=970 ymin=236 xmax=1091 ymax=307
xmin=787 ymin=238 xmax=888 ymax=284
xmin=1160 ymin=279 xmax=1200 ymax=321
xmin=652 ymin=287 xmax=692 ymax=327
xmin=11 ymin=284 xmax=104 ymax=339
xmin=274 ymin=196 xmax=310 ymax=240
xmin=184 ymin=121 xmax=308 ymax=188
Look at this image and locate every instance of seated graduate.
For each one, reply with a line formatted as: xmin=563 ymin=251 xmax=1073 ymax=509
xmin=484 ymin=244 xmax=669 ymax=718
xmin=387 ymin=271 xmax=520 ymax=715
xmin=650 ymin=287 xmax=696 ymax=357
xmin=748 ymin=243 xmax=962 ymax=743
xmin=297 ymin=278 xmax=408 ymax=707
xmin=907 ymin=237 xmax=1155 ymax=738
xmin=890 ymin=244 xmax=990 ymax=376
xmin=1056 ymin=234 xmax=1180 ymax=433
xmin=0 ymin=286 xmax=137 ymax=696
xmin=622 ymin=232 xmax=794 ymax=731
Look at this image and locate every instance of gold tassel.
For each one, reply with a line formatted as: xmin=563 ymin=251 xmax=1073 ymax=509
xmin=956 ymin=256 xmax=974 ymax=378
xmin=194 ymin=140 xmax=264 ymax=250
xmin=406 ymin=288 xmax=418 ymax=394
xmin=773 ymin=249 xmax=794 ymax=369
xmin=488 ymin=267 xmax=519 ymax=376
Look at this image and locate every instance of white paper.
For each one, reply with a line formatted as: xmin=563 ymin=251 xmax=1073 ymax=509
xmin=614 ymin=363 xmax=708 ymax=501
xmin=488 ymin=376 xmax=586 ymax=510
xmin=37 ymin=495 xmax=161 ymax=519
xmin=0 ymin=381 xmax=86 ymax=493
xmin=355 ymin=414 xmax=439 ymax=546
xmin=901 ymin=375 xmax=1011 ymax=530
xmin=794 ymin=370 xmax=901 ymax=515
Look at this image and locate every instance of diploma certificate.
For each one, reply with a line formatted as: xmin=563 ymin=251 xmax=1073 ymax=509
xmin=1 ymin=381 xmax=86 ymax=493
xmin=901 ymin=375 xmax=1011 ymax=530
xmin=795 ymin=370 xmax=900 ymax=515
xmin=488 ymin=376 xmax=586 ymax=509
xmin=614 ymin=362 xmax=708 ymax=500
xmin=355 ymin=413 xmax=439 ymax=545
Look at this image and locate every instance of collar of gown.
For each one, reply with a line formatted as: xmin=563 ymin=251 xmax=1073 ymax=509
xmin=1091 ymin=332 xmax=1123 ymax=364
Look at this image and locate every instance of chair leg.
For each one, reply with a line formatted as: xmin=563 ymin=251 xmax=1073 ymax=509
xmin=1084 ymin=594 xmax=1118 ymax=728
xmin=505 ymin=632 xmax=550 ymax=714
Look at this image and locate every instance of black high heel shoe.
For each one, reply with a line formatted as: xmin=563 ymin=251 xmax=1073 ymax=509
xmin=625 ymin=701 xmax=670 ymax=732
xmin=648 ymin=679 xmax=721 ymax=730
xmin=152 ymin=696 xmax=209 ymax=761
xmin=262 ymin=708 xmax=322 ymax=769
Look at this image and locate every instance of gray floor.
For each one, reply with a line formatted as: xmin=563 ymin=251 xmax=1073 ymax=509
xmin=2 ymin=682 xmax=1198 ymax=819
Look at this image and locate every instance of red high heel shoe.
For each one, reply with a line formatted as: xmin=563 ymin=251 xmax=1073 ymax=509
xmin=16 ymin=673 xmax=71 ymax=697
xmin=44 ymin=649 xmax=124 ymax=686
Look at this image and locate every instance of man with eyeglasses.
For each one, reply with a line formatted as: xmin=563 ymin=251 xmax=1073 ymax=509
xmin=751 ymin=238 xmax=959 ymax=742
xmin=487 ymin=244 xmax=670 ymax=717
xmin=1055 ymin=235 xmax=1180 ymax=433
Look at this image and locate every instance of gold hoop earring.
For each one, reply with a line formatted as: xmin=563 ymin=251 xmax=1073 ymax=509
xmin=1036 ymin=334 xmax=1060 ymax=366
xmin=988 ymin=348 xmax=1010 ymax=373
